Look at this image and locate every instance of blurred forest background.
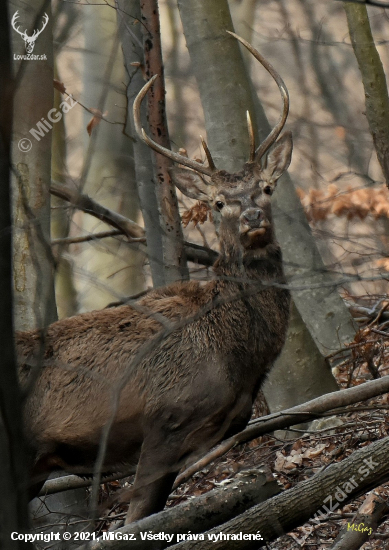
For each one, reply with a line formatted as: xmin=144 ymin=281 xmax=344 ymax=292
xmin=6 ymin=0 xmax=382 ymax=314
xmin=52 ymin=0 xmax=389 ymax=311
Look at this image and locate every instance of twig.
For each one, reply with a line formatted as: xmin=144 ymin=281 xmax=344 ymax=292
xmin=173 ymin=376 xmax=389 ymax=490
xmin=50 ymin=182 xmax=217 ymax=266
xmin=52 ymin=229 xmax=131 ymax=245
xmin=50 ymin=182 xmax=145 ymax=240
xmin=38 ymin=470 xmax=136 ymax=497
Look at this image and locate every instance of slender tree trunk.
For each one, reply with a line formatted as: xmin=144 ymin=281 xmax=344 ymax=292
xmin=139 ymin=0 xmax=188 ymax=284
xmin=117 ymin=0 xmax=165 ymax=287
xmin=0 ymin=4 xmax=32 ymax=546
xmin=10 ymin=0 xmax=57 ymax=331
xmin=31 ymin=80 xmax=89 ymax=550
xmin=344 ymin=2 xmax=389 ymax=188
xmin=51 ymin=65 xmax=78 ymax=319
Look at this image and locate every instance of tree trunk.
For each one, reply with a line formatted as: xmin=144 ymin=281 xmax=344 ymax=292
xmin=51 ymin=64 xmax=78 ymax=319
xmin=117 ymin=0 xmax=164 ymax=287
xmin=139 ymin=0 xmax=188 ymax=284
xmin=344 ymin=2 xmax=389 ymax=188
xmin=10 ymin=0 xmax=57 ymax=330
xmin=0 ymin=3 xmax=32 ymax=546
xmin=118 ymin=0 xmax=188 ymax=287
xmin=263 ymin=301 xmax=338 ymax=431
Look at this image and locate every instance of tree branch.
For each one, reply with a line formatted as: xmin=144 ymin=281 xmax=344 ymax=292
xmin=171 ymin=436 xmax=389 ymax=549
xmin=50 ymin=182 xmax=145 ymax=239
xmin=80 ymin=470 xmax=281 ymax=550
xmin=49 ymin=183 xmax=217 ymax=265
xmin=174 ymin=376 xmax=389 ymax=489
xmin=341 ymin=0 xmax=389 ymax=8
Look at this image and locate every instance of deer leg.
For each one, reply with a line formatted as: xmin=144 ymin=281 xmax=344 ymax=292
xmin=124 ymin=431 xmax=184 ymax=524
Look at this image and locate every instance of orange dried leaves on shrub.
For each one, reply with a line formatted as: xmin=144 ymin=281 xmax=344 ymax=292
xmin=182 ymin=201 xmax=211 ymax=228
xmin=298 ymin=184 xmax=389 ymax=223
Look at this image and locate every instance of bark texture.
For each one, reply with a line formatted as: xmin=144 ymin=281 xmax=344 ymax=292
xmin=0 ymin=3 xmax=32 ymax=546
xmin=10 ymin=0 xmax=57 ymax=330
xmin=170 ymin=436 xmax=389 ymax=549
xmin=345 ymin=2 xmax=389 ymax=188
xmin=140 ymin=0 xmax=188 ymax=284
xmin=117 ymin=0 xmax=165 ymax=287
xmin=82 ymin=471 xmax=280 ymax=550
xmin=330 ymin=487 xmax=389 ymax=550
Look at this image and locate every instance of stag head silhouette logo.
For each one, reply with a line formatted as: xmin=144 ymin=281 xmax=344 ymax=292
xmin=11 ymin=11 xmax=49 ymax=54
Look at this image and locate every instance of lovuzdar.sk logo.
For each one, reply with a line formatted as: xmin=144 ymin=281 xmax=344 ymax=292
xmin=11 ymin=11 xmax=49 ymax=54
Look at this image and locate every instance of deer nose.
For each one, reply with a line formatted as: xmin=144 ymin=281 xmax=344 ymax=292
xmin=241 ymin=208 xmax=262 ymax=223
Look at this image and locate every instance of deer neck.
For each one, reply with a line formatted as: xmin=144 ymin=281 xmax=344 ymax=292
xmin=215 ymin=217 xmax=243 ymax=272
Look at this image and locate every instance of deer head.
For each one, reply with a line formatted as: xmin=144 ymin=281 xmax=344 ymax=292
xmin=11 ymin=11 xmax=49 ymax=54
xmin=133 ymin=31 xmax=292 ymax=253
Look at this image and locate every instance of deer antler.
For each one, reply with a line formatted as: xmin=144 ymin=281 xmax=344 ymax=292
xmin=133 ymin=75 xmax=216 ymax=177
xmin=11 ymin=11 xmax=27 ymax=38
xmin=134 ymin=34 xmax=288 ymax=173
xmin=246 ymin=111 xmax=255 ymax=163
xmin=227 ymin=31 xmax=289 ymax=164
xmin=31 ymin=13 xmax=49 ymax=39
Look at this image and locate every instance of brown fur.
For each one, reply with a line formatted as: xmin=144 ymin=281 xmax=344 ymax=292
xmin=18 ymin=134 xmax=293 ymax=523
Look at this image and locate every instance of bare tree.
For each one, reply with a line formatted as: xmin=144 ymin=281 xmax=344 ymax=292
xmin=0 ymin=2 xmax=33 ymax=547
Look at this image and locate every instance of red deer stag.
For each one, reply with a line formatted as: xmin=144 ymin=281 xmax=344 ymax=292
xmin=18 ymin=32 xmax=292 ymax=524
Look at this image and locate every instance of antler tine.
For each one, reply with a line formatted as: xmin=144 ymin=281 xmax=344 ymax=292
xmin=200 ymin=135 xmax=217 ymax=172
xmin=133 ymin=75 xmax=216 ymax=178
xmin=11 ymin=11 xmax=24 ymax=36
xmin=246 ymin=111 xmax=255 ymax=163
xmin=227 ymin=31 xmax=289 ymax=163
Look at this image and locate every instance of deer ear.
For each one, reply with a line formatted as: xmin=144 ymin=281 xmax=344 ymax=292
xmin=170 ymin=167 xmax=213 ymax=202
xmin=260 ymin=131 xmax=293 ymax=184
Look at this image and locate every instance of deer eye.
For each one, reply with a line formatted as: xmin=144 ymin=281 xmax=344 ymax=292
xmin=215 ymin=201 xmax=224 ymax=210
xmin=264 ymin=185 xmax=273 ymax=195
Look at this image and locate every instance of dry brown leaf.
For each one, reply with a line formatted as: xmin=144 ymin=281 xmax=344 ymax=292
xmin=302 ymin=443 xmax=326 ymax=459
xmin=274 ymin=451 xmax=287 ymax=472
xmin=53 ymin=79 xmax=66 ymax=94
xmin=130 ymin=61 xmax=147 ymax=80
xmin=182 ymin=201 xmax=210 ymax=228
xmin=86 ymin=108 xmax=108 ymax=136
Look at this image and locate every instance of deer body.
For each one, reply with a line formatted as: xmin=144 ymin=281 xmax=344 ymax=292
xmin=18 ymin=33 xmax=293 ymax=523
